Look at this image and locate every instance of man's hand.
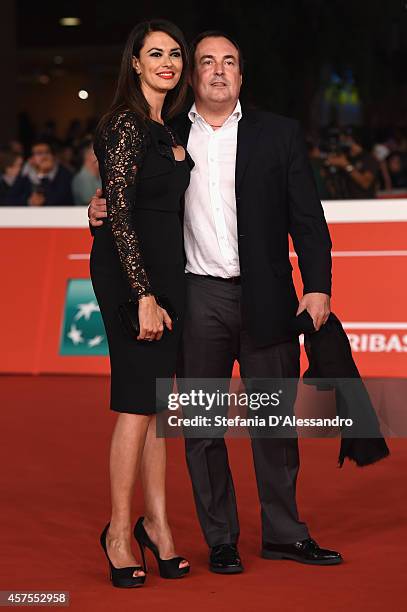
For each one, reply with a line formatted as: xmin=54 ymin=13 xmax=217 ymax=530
xmin=28 ymin=191 xmax=45 ymax=207
xmin=88 ymin=188 xmax=107 ymax=227
xmin=296 ymin=292 xmax=330 ymax=331
xmin=326 ymin=153 xmax=348 ymax=169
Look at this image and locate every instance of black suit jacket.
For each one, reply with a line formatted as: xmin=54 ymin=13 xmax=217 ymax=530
xmin=171 ymin=109 xmax=332 ymax=347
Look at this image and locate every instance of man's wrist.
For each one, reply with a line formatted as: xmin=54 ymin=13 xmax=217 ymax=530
xmin=303 ymin=288 xmax=331 ymax=297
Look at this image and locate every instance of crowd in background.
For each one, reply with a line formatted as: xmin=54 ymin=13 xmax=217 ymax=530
xmin=307 ymin=125 xmax=407 ymax=200
xmin=1 ymin=117 xmax=406 ymax=206
xmin=0 ymin=118 xmax=101 ymax=207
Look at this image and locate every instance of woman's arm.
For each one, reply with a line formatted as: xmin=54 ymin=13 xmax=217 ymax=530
xmin=103 ymin=112 xmax=152 ymax=301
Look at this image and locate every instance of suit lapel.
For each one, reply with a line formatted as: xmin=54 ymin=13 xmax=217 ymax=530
xmin=235 ymin=112 xmax=261 ymax=193
xmin=175 ymin=109 xmax=261 ymax=194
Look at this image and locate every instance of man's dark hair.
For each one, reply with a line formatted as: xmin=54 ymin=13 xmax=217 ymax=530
xmin=190 ymin=30 xmax=244 ymax=74
xmin=78 ymin=138 xmax=95 ymax=165
xmin=0 ymin=149 xmax=22 ymax=174
xmin=31 ymin=140 xmax=54 ymax=154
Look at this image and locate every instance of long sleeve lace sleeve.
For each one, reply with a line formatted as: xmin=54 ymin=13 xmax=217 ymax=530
xmin=103 ymin=112 xmax=152 ymax=301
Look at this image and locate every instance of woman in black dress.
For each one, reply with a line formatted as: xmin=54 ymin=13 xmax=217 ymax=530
xmin=90 ymin=20 xmax=192 ymax=587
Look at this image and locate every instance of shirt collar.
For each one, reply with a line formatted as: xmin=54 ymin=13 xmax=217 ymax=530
xmin=32 ymin=163 xmax=59 ymax=185
xmin=188 ymin=100 xmax=242 ymax=126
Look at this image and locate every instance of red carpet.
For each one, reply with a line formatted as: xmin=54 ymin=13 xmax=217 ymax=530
xmin=1 ymin=375 xmax=405 ymax=611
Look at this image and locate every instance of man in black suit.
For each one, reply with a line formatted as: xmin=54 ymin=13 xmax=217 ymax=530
xmin=89 ymin=31 xmax=342 ymax=572
xmin=8 ymin=141 xmax=73 ymax=206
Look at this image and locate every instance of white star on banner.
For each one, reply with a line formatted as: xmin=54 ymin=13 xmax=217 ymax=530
xmin=88 ymin=335 xmax=104 ymax=347
xmin=74 ymin=301 xmax=100 ymax=321
xmin=67 ymin=324 xmax=84 ymax=345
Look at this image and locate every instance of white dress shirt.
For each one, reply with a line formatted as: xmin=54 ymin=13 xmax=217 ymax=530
xmin=183 ymin=101 xmax=242 ymax=277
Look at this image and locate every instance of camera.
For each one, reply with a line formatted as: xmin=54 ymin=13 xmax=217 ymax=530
xmin=319 ymin=128 xmax=351 ymax=159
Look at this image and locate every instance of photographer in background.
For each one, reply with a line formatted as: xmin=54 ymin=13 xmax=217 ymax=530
xmin=321 ymin=127 xmax=379 ymax=199
xmin=387 ymin=152 xmax=407 ymax=190
xmin=306 ymin=139 xmax=331 ymax=199
xmin=0 ymin=150 xmax=23 ymax=204
xmin=8 ymin=140 xmax=73 ymax=206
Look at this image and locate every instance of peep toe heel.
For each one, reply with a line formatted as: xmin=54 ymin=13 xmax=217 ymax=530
xmin=133 ymin=517 xmax=190 ymax=579
xmin=100 ymin=523 xmax=146 ymax=588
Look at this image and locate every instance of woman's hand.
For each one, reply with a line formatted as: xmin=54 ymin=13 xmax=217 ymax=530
xmin=137 ymin=295 xmax=173 ymax=341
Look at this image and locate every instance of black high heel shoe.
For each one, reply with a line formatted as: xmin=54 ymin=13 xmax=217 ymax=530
xmin=133 ymin=517 xmax=190 ymax=579
xmin=100 ymin=523 xmax=146 ymax=588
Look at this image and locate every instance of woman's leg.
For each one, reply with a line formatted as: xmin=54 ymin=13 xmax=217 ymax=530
xmin=141 ymin=416 xmax=189 ymax=568
xmin=106 ymin=412 xmax=151 ymax=576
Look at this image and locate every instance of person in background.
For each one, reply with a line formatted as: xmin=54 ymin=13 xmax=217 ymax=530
xmin=0 ymin=150 xmax=23 ymax=204
xmin=21 ymin=141 xmax=50 ymax=181
xmin=8 ymin=140 xmax=24 ymax=156
xmin=39 ymin=120 xmax=61 ymax=151
xmin=372 ymin=143 xmax=392 ymax=191
xmin=306 ymin=138 xmax=331 ymax=199
xmin=8 ymin=140 xmax=73 ymax=206
xmin=325 ymin=127 xmax=379 ymax=199
xmin=58 ymin=144 xmax=77 ymax=174
xmin=388 ymin=127 xmax=407 ymax=155
xmin=72 ymin=142 xmax=101 ymax=205
xmin=64 ymin=119 xmax=84 ymax=150
xmin=386 ymin=152 xmax=407 ymax=190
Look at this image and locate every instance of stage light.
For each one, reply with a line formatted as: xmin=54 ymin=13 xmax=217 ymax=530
xmin=54 ymin=56 xmax=64 ymax=65
xmin=38 ymin=75 xmax=50 ymax=85
xmin=78 ymin=90 xmax=89 ymax=100
xmin=59 ymin=17 xmax=81 ymax=27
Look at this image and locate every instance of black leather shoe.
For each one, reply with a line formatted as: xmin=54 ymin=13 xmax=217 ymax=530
xmin=261 ymin=538 xmax=342 ymax=565
xmin=209 ymin=544 xmax=244 ymax=574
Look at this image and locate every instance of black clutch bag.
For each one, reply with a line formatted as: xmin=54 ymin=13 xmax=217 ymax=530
xmin=118 ymin=296 xmax=178 ymax=339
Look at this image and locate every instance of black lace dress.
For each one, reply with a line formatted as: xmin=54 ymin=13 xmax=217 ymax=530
xmin=90 ymin=111 xmax=193 ymax=414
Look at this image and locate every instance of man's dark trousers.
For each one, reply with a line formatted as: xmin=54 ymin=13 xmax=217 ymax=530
xmin=177 ymin=273 xmax=310 ymax=548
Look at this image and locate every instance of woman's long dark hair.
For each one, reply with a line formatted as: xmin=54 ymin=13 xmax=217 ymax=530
xmin=98 ymin=19 xmax=189 ymax=133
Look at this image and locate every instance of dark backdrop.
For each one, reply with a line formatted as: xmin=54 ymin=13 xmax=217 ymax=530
xmin=13 ymin=0 xmax=407 ymax=132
